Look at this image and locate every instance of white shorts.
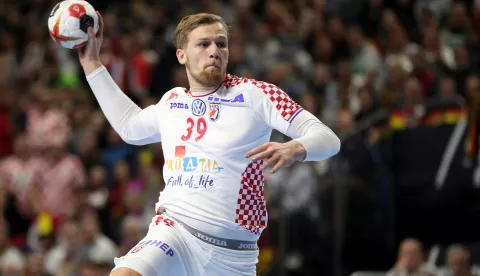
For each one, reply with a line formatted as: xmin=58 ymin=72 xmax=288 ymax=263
xmin=112 ymin=214 xmax=259 ymax=276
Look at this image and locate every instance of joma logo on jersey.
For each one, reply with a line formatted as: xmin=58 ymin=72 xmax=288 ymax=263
xmin=207 ymin=93 xmax=244 ymax=103
xmin=170 ymin=102 xmax=189 ymax=109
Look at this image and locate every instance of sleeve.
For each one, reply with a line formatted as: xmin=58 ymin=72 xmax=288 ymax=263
xmin=86 ymin=66 xmax=161 ymax=145
xmin=286 ymin=110 xmax=341 ymax=161
xmin=250 ymin=81 xmax=304 ymax=134
xmin=250 ymin=81 xmax=340 ymax=161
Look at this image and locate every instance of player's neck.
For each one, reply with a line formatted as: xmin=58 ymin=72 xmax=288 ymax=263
xmin=189 ymin=85 xmax=218 ymax=93
xmin=188 ymin=82 xmax=223 ymax=96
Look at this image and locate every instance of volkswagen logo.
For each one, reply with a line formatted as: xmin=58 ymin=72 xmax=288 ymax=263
xmin=192 ymin=99 xmax=206 ymax=116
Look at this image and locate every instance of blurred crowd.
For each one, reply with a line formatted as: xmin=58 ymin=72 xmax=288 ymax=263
xmin=0 ymin=0 xmax=479 ymax=275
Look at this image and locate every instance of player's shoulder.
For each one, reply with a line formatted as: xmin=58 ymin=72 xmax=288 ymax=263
xmin=224 ymin=73 xmax=289 ymax=99
xmin=224 ymin=73 xmax=302 ymax=121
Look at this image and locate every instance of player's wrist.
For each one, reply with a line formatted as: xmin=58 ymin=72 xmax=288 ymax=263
xmin=81 ymin=61 xmax=103 ymax=76
xmin=288 ymin=140 xmax=307 ymax=161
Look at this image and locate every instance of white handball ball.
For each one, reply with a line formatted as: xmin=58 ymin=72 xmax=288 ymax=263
xmin=47 ymin=0 xmax=99 ymax=49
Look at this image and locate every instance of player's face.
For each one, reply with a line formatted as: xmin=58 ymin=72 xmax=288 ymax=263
xmin=177 ymin=23 xmax=229 ymax=88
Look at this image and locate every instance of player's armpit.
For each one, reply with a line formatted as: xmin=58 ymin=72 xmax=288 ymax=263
xmin=86 ymin=66 xmax=162 ymax=145
xmin=286 ymin=110 xmax=340 ymax=162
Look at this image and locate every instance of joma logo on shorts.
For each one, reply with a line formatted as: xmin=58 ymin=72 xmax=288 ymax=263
xmin=170 ymin=102 xmax=189 ymax=109
xmin=238 ymin=243 xmax=257 ymax=250
xmin=196 ymin=233 xmax=228 ymax=247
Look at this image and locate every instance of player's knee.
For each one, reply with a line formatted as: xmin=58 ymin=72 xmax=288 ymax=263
xmin=110 ymin=267 xmax=143 ymax=276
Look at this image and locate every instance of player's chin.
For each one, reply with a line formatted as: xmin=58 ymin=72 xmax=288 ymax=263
xmin=202 ymin=69 xmax=225 ymax=83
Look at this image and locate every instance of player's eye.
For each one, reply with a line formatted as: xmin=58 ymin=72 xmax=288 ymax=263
xmin=198 ymin=42 xmax=209 ymax=47
xmin=216 ymin=42 xmax=226 ymax=48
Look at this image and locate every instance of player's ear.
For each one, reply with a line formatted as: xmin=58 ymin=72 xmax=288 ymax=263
xmin=176 ymin=49 xmax=186 ymax=65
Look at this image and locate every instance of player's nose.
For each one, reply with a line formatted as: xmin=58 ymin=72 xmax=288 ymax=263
xmin=209 ymin=53 xmax=219 ymax=59
xmin=209 ymin=44 xmax=220 ymax=60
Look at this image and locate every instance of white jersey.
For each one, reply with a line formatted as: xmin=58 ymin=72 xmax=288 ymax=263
xmin=153 ymin=74 xmax=303 ymax=241
xmin=87 ymin=67 xmax=340 ymax=243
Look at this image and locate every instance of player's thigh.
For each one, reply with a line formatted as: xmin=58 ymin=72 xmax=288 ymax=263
xmin=112 ymin=223 xmax=191 ymax=276
xmin=203 ymin=247 xmax=259 ymax=276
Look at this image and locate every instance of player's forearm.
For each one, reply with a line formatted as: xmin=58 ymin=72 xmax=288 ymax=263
xmin=86 ymin=66 xmax=143 ymax=141
xmin=295 ymin=124 xmax=341 ymax=161
xmin=287 ymin=111 xmax=341 ymax=161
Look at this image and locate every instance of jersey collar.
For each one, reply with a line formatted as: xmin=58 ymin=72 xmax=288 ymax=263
xmin=184 ymin=74 xmax=231 ymax=98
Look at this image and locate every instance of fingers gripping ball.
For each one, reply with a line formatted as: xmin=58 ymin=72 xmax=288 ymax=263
xmin=48 ymin=0 xmax=99 ymax=49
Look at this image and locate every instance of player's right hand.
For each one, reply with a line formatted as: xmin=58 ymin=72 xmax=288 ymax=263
xmin=78 ymin=11 xmax=104 ymax=75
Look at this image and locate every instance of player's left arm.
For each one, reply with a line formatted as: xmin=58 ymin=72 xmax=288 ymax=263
xmin=245 ymin=83 xmax=340 ymax=173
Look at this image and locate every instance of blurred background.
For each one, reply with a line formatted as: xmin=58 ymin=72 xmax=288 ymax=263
xmin=0 ymin=0 xmax=479 ymax=275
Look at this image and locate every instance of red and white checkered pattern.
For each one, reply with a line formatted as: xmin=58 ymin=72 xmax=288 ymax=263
xmin=235 ymin=160 xmax=267 ymax=235
xmin=224 ymin=74 xmax=248 ymax=88
xmin=251 ymin=81 xmax=301 ymax=122
xmin=222 ymin=74 xmax=301 ymax=121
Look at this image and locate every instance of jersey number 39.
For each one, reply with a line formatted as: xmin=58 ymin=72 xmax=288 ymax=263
xmin=181 ymin=117 xmax=207 ymax=141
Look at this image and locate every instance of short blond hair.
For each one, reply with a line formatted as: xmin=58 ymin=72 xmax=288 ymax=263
xmin=173 ymin=13 xmax=229 ymax=49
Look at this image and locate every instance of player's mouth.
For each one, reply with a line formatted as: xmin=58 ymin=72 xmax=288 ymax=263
xmin=206 ymin=63 xmax=221 ymax=69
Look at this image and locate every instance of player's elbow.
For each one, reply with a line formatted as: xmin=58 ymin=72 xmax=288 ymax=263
xmin=117 ymin=127 xmax=161 ymax=146
xmin=118 ymin=133 xmax=151 ymax=146
xmin=330 ymin=133 xmax=341 ymax=156
xmin=119 ymin=136 xmax=146 ymax=146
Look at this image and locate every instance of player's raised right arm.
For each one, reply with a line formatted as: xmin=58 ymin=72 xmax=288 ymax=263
xmin=78 ymin=12 xmax=161 ymax=145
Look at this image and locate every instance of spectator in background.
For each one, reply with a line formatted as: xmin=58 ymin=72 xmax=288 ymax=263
xmin=0 ymin=133 xmax=45 ymax=240
xmin=326 ymin=16 xmax=350 ymax=63
xmin=101 ymin=127 xmax=136 ymax=186
xmin=440 ymin=2 xmax=470 ymax=49
xmin=78 ymin=207 xmax=117 ymax=267
xmin=439 ymin=76 xmax=458 ymax=99
xmin=439 ymin=244 xmax=480 ymax=276
xmin=0 ymin=218 xmax=25 ymax=276
xmin=117 ymin=216 xmax=144 ymax=257
xmin=388 ymin=238 xmax=437 ymax=276
xmin=75 ymin=130 xmax=101 ymax=172
xmin=0 ymin=134 xmax=39 ymax=216
xmin=0 ymin=87 xmax=14 ymax=158
xmin=44 ymin=220 xmax=84 ymax=276
xmin=34 ymin=139 xmax=86 ymax=223
xmin=347 ymin=25 xmax=384 ymax=92
xmin=106 ymin=29 xmax=154 ymax=100
xmin=26 ymin=83 xmax=70 ymax=155
xmin=0 ymin=26 xmax=18 ymax=88
xmin=245 ymin=23 xmax=280 ymax=77
xmin=83 ymin=165 xmax=109 ymax=212
xmin=23 ymin=250 xmax=47 ymax=276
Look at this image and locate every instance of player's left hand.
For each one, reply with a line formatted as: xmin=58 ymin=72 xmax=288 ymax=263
xmin=245 ymin=141 xmax=306 ymax=174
